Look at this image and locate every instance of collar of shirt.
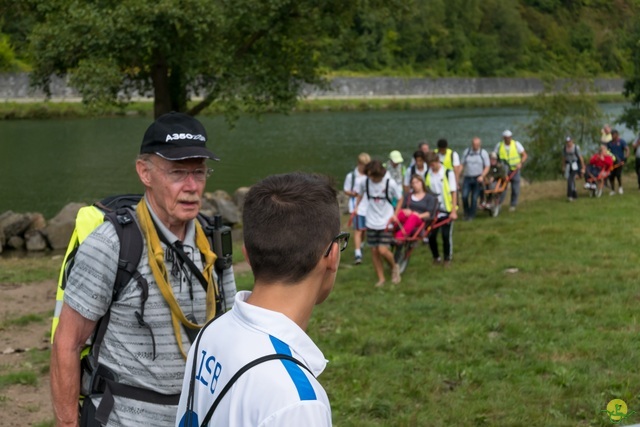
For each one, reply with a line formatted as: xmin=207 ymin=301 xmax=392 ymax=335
xmin=231 ymin=290 xmax=328 ymax=376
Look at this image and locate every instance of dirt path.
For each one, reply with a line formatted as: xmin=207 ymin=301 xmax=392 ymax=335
xmin=0 ymin=280 xmax=56 ymax=426
xmin=0 ymin=261 xmax=252 ymax=426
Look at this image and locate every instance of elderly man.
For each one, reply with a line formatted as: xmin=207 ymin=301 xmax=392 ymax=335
xmin=493 ymin=130 xmax=527 ymax=212
xmin=461 ymin=137 xmax=490 ymax=220
xmin=50 ymin=112 xmax=237 ymax=426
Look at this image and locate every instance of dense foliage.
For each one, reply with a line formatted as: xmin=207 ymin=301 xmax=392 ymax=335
xmin=320 ymin=0 xmax=640 ymax=78
xmin=1 ymin=0 xmax=360 ymax=118
xmin=524 ymin=80 xmax=604 ymax=181
xmin=0 ymin=1 xmax=640 ymax=119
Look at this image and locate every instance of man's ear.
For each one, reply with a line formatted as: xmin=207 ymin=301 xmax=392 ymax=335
xmin=241 ymin=244 xmax=251 ymax=267
xmin=324 ymin=242 xmax=340 ymax=273
xmin=136 ymin=158 xmax=152 ymax=187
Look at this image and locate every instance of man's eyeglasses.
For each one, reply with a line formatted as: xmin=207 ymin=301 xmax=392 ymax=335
xmin=323 ymin=231 xmax=350 ymax=257
xmin=148 ymin=160 xmax=213 ymax=183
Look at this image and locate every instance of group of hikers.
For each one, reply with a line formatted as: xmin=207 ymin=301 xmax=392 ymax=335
xmin=343 ymin=130 xmax=527 ymax=287
xmin=565 ymin=124 xmax=637 ymax=199
xmin=344 ymin=123 xmax=640 ymax=288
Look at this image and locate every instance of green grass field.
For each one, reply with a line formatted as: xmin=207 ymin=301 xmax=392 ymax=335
xmin=240 ymin=176 xmax=640 ymax=426
xmin=1 ymin=176 xmax=638 ymax=426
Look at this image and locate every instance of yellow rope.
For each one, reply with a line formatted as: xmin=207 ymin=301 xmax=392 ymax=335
xmin=136 ymin=199 xmax=218 ymax=359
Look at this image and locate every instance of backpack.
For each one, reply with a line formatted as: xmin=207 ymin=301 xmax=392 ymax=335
xmin=462 ymin=148 xmax=487 ymax=169
xmin=51 ymin=194 xmax=229 ymax=424
xmin=365 ymin=177 xmax=392 ymax=204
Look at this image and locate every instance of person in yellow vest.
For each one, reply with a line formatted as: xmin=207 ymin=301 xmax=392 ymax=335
xmin=436 ymin=138 xmax=462 ymax=185
xmin=493 ymin=129 xmax=528 ymax=212
xmin=50 ymin=112 xmax=237 ymax=427
xmin=424 ymin=152 xmax=458 ymax=267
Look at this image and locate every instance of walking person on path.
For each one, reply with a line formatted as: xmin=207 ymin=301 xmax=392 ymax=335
xmin=493 ymin=130 xmax=527 ymax=212
xmin=460 ymin=137 xmax=489 ymax=220
xmin=562 ymin=136 xmax=585 ymax=202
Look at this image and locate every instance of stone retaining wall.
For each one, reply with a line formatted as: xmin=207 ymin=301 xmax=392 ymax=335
xmin=0 ymin=188 xmax=351 ymax=254
xmin=0 ymin=73 xmax=625 ymax=101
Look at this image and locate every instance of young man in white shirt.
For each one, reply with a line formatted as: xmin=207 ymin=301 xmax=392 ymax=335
xmin=176 ymin=172 xmax=346 ymax=427
xmin=424 ymin=152 xmax=458 ymax=267
xmin=357 ymin=160 xmax=402 ymax=287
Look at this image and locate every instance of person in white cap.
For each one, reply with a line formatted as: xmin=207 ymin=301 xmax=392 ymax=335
xmin=562 ymin=136 xmax=585 ymax=201
xmin=493 ymin=130 xmax=527 ymax=211
xmin=385 ymin=150 xmax=406 ymax=189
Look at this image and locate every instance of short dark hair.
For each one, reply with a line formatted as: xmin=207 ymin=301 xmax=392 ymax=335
xmin=413 ymin=150 xmax=426 ymax=161
xmin=425 ymin=151 xmax=439 ymax=164
xmin=365 ymin=159 xmax=386 ymax=179
xmin=242 ymin=173 xmax=340 ymax=284
xmin=417 ymin=141 xmax=429 ymax=149
xmin=437 ymin=138 xmax=448 ymax=149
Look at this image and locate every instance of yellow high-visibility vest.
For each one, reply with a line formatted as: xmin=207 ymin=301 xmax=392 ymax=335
xmin=498 ymin=141 xmax=521 ymax=170
xmin=426 ymin=169 xmax=453 ymax=212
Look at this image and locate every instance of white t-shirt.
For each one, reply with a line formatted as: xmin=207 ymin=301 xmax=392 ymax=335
xmin=177 ymin=291 xmax=331 ymax=427
xmin=403 ymin=164 xmax=428 ymax=187
xmin=343 ymin=168 xmax=367 ymax=214
xmin=426 ymin=167 xmax=457 ymax=215
xmin=359 ymin=174 xmax=401 ymax=230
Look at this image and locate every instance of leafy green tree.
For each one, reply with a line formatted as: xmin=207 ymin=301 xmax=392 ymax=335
xmin=619 ymin=25 xmax=640 ymax=133
xmin=524 ymin=79 xmax=603 ymax=181
xmin=27 ymin=0 xmax=353 ymax=118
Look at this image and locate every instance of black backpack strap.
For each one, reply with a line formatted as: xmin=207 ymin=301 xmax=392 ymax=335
xmin=92 ymin=208 xmax=151 ymax=361
xmin=365 ymin=178 xmax=370 ymax=200
xmin=385 ymin=178 xmax=391 ymax=204
xmin=200 ymin=353 xmax=314 ymax=426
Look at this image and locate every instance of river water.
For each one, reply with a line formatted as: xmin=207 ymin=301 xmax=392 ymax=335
xmin=0 ymin=103 xmax=632 ymax=218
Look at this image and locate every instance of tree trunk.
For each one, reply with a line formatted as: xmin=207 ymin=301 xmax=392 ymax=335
xmin=169 ymin=65 xmax=187 ymax=114
xmin=151 ymin=53 xmax=172 ymax=118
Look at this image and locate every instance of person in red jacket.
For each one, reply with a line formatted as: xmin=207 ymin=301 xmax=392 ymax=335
xmin=584 ymin=143 xmax=613 ymax=197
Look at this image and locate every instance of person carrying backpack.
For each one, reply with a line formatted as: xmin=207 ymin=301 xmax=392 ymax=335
xmin=176 ymin=172 xmax=343 ymax=426
xmin=356 ymin=160 xmax=402 ymax=287
xmin=50 ymin=112 xmax=237 ymax=427
xmin=424 ymin=152 xmax=458 ymax=267
xmin=461 ymin=137 xmax=490 ymax=220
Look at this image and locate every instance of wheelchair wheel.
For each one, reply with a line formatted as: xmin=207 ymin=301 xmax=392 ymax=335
xmin=394 ymin=243 xmax=411 ymax=274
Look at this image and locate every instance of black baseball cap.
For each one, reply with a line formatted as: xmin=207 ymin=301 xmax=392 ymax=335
xmin=140 ymin=112 xmax=219 ymax=161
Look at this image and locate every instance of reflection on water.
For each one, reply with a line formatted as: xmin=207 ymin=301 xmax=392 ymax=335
xmin=0 ymin=104 xmax=631 ymax=218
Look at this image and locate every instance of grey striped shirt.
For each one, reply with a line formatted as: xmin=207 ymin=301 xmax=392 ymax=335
xmin=64 ymin=205 xmax=236 ymax=426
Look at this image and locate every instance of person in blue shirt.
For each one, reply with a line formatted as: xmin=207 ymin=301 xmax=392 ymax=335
xmin=606 ymin=130 xmax=629 ymax=195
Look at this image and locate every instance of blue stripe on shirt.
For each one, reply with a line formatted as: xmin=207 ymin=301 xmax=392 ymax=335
xmin=269 ymin=335 xmax=317 ymax=401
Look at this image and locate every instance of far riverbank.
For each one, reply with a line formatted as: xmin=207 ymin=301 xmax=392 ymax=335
xmin=0 ymin=93 xmax=627 ymax=120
